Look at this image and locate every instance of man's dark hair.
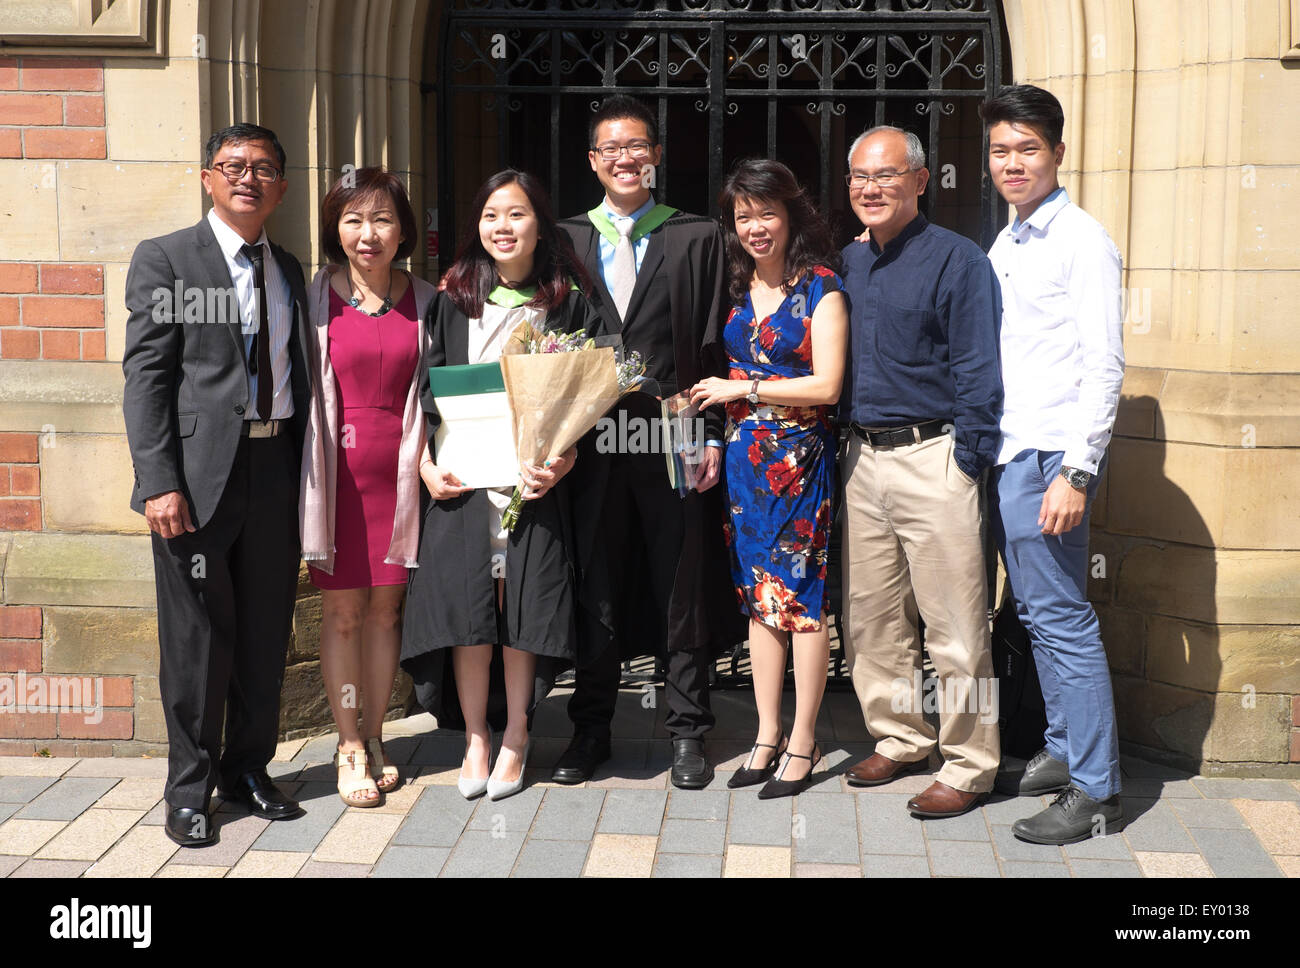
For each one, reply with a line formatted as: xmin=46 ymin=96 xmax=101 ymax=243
xmin=588 ymin=94 xmax=659 ymax=149
xmin=203 ymin=123 xmax=287 ymax=172
xmin=320 ymin=166 xmax=418 ymax=265
xmin=978 ymin=84 xmax=1064 ymax=148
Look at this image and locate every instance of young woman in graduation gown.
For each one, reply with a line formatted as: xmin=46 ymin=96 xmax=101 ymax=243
xmin=401 ymin=169 xmax=601 ymax=801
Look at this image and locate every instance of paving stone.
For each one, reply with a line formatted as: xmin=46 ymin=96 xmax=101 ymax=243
xmin=138 ymin=801 xmax=167 ymax=826
xmin=658 ymin=819 xmax=726 ymax=855
xmin=94 ymin=777 xmax=165 ymax=811
xmin=724 ymin=844 xmax=791 ymax=877
xmin=1275 ymin=856 xmax=1300 ymax=878
xmin=0 ymin=818 xmax=66 ymax=854
xmin=728 ymin=792 xmax=792 ymax=846
xmin=409 ymin=733 xmax=466 ymax=767
xmin=228 ymin=850 xmax=308 ymax=878
xmin=0 ymin=802 xmax=17 ymax=824
xmin=0 ymin=854 xmax=23 ymax=877
xmin=856 ymin=794 xmax=926 ymax=856
xmin=795 ymin=863 xmax=860 ymax=877
xmin=370 ymin=846 xmax=451 ymax=878
xmin=0 ymin=757 xmax=73 ymax=777
xmin=999 ymin=860 xmax=1071 ymax=877
xmin=530 ymin=788 xmax=605 ymax=841
xmin=587 ymin=768 xmax=670 ymax=790
xmin=1168 ymin=798 xmax=1248 ymax=828
xmin=1120 ymin=755 xmax=1193 ymax=780
xmin=366 ymin=778 xmax=423 ymax=816
xmin=1120 ymin=778 xmax=1204 ymax=799
xmin=512 ymin=839 xmax=589 ymax=878
xmin=862 ymin=853 xmax=931 ymax=877
xmin=17 ymin=776 xmax=117 ymax=820
xmin=67 ymin=758 xmax=169 ymax=778
xmin=1190 ymin=828 xmax=1285 ymax=878
xmin=666 ymin=790 xmax=729 ymax=821
xmin=392 ymin=785 xmax=477 ymax=847
xmin=168 ymin=812 xmax=269 ymax=866
xmin=83 ymin=825 xmax=178 ymax=877
xmin=582 ymin=833 xmax=657 ymax=877
xmin=927 ymin=839 xmax=998 ymax=877
xmin=1191 ymin=778 xmax=1300 ymax=801
xmin=297 ymin=860 xmax=372 ymax=877
xmin=1061 ymin=830 xmax=1133 ymax=860
xmin=981 ymin=794 xmax=1047 ymax=826
xmin=1068 ymin=859 xmax=1143 ymax=877
xmin=920 ymin=808 xmax=991 ymax=842
xmin=465 ymin=786 xmax=543 ymax=835
xmin=440 ymin=831 xmax=526 ymax=877
xmin=293 ymin=735 xmax=342 ymax=765
xmin=990 ymin=824 xmax=1065 ymax=864
xmin=596 ymin=789 xmax=666 ymax=836
xmin=0 ymin=775 xmax=57 ymax=803
xmin=312 ymin=812 xmax=402 ymax=865
xmin=155 ymin=864 xmax=227 ymax=877
xmin=252 ymin=783 xmax=346 ymax=852
xmin=1133 ymin=850 xmax=1213 ymax=878
xmin=653 ymin=853 xmax=723 ymax=878
xmin=36 ymin=807 xmax=140 ymax=860
xmin=266 ymin=761 xmax=302 ymax=783
xmin=10 ymin=858 xmax=91 ymax=877
xmin=1120 ymin=800 xmax=1198 ymax=853
xmin=1231 ymin=799 xmax=1300 ymax=855
xmin=792 ymin=792 xmax=859 ymax=864
xmin=274 ymin=738 xmax=307 ymax=761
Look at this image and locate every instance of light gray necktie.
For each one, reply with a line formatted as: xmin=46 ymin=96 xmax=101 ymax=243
xmin=610 ymin=217 xmax=636 ymax=320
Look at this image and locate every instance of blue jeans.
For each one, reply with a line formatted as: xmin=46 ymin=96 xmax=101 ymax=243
xmin=990 ymin=450 xmax=1121 ymax=800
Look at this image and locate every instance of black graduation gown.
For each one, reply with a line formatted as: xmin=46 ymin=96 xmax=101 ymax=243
xmin=399 ymin=288 xmax=602 ymax=731
xmin=557 ymin=208 xmax=745 ymax=664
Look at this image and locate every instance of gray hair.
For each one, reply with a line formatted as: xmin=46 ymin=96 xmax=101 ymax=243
xmin=847 ymin=125 xmax=926 ymax=170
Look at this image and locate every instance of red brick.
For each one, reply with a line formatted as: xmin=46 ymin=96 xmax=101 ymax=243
xmin=0 ymin=328 xmax=38 ymax=357
xmin=20 ymin=295 xmax=103 ymax=327
xmin=0 ymin=639 xmax=41 ymax=672
xmin=0 ymin=129 xmax=18 ymax=158
xmin=40 ymin=328 xmax=79 ymax=360
xmin=20 ymin=58 xmax=103 ymax=93
xmin=0 ymin=606 xmax=41 ymax=639
xmin=39 ymin=263 xmax=102 ymax=295
xmin=81 ymin=329 xmax=105 ymax=360
xmin=37 ymin=739 xmax=78 ymax=756
xmin=0 ymin=740 xmax=36 ymax=755
xmin=0 ymin=58 xmax=17 ymax=91
xmin=0 ymin=296 xmax=18 ymax=325
xmin=1293 ymin=729 xmax=1300 ymax=764
xmin=0 ymin=263 xmax=38 ymax=293
xmin=22 ymin=127 xmax=105 ymax=159
xmin=9 ymin=464 xmax=38 ymax=495
xmin=0 ymin=466 xmax=9 ymax=496
xmin=100 ymin=677 xmax=133 ymax=707
xmin=1293 ymin=694 xmax=1300 ymax=726
xmin=0 ymin=499 xmax=40 ymax=531
xmin=0 ymin=433 xmax=38 ymax=463
xmin=74 ymin=741 xmax=115 ymax=758
xmin=0 ymin=92 xmax=62 ymax=125
xmin=63 ymin=94 xmax=104 ymax=127
xmin=58 ymin=708 xmax=132 ymax=740
xmin=0 ymin=711 xmax=57 ymax=739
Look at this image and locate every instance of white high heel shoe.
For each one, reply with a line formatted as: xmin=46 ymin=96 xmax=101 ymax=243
xmin=487 ymin=740 xmax=530 ymax=801
xmin=458 ymin=732 xmax=492 ymax=800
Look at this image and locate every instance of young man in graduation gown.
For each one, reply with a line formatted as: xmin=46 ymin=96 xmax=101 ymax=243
xmin=552 ymin=94 xmax=739 ymax=788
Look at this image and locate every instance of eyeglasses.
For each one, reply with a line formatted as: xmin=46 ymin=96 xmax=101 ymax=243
xmin=211 ymin=161 xmax=283 ymax=183
xmin=844 ymin=168 xmax=918 ymax=188
xmin=591 ymin=142 xmax=654 ymax=161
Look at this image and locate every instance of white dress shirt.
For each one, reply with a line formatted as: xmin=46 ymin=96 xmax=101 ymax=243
xmin=206 ymin=208 xmax=294 ymax=421
xmin=989 ymin=188 xmax=1124 ymax=475
xmin=596 ymin=195 xmax=655 ymax=292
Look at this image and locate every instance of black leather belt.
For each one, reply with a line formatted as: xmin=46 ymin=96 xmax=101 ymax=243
xmin=850 ymin=418 xmax=947 ymax=449
xmin=240 ymin=419 xmax=284 ymax=438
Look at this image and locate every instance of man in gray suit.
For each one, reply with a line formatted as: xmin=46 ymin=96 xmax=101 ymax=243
xmin=123 ymin=123 xmax=309 ymax=845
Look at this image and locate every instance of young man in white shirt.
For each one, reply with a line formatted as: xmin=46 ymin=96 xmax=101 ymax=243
xmin=980 ymin=85 xmax=1126 ymax=844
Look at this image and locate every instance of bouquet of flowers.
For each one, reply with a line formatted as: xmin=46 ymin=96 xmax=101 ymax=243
xmin=498 ymin=321 xmax=647 ymax=530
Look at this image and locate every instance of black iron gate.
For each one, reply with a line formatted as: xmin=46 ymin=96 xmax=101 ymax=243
xmin=436 ymin=0 xmax=1007 ymax=264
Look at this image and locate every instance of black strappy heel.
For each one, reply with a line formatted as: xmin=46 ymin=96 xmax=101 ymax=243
xmin=727 ymin=733 xmax=788 ymax=789
xmin=757 ymin=742 xmax=822 ymax=799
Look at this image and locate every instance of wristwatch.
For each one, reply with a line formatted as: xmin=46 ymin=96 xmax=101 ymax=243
xmin=1059 ymin=466 xmax=1091 ymax=490
xmin=746 ymin=378 xmax=760 ymax=405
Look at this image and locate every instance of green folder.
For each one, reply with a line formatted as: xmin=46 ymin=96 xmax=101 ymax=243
xmin=428 ymin=362 xmax=505 ymax=397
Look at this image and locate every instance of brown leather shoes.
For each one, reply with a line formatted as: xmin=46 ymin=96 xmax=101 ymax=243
xmin=845 ymin=752 xmax=930 ymax=787
xmin=906 ymin=780 xmax=987 ymax=818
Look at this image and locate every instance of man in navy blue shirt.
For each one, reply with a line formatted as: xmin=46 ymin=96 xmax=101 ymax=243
xmin=839 ymin=125 xmax=1003 ymax=819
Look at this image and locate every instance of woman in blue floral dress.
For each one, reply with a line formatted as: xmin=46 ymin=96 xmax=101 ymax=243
xmin=691 ymin=159 xmax=847 ymax=798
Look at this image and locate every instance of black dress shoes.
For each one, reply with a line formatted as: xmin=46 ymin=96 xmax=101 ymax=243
xmin=994 ymin=747 xmax=1071 ymax=797
xmin=551 ymin=733 xmax=612 ymax=784
xmin=164 ymin=805 xmax=215 ymax=847
xmin=670 ymin=738 xmax=713 ymax=789
xmin=217 ymin=770 xmax=303 ymax=820
xmin=1012 ymin=783 xmax=1124 ymax=845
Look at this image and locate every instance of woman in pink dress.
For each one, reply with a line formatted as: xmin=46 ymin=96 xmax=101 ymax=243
xmin=299 ymin=168 xmax=436 ymax=806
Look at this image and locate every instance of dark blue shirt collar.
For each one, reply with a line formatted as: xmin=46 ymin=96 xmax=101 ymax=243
xmin=868 ymin=212 xmax=929 ymax=258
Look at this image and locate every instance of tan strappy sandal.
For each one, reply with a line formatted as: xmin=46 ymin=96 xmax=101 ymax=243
xmin=366 ymin=737 xmax=401 ymax=793
xmin=336 ymin=746 xmax=381 ymax=807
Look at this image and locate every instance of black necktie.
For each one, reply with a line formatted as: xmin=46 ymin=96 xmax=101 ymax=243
xmin=240 ymin=242 xmax=274 ymax=421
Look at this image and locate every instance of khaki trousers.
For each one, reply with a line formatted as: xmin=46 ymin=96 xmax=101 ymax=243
xmin=841 ymin=432 xmax=999 ymax=793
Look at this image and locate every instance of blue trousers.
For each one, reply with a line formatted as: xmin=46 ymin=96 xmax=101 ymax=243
xmin=990 ymin=450 xmax=1121 ymax=800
